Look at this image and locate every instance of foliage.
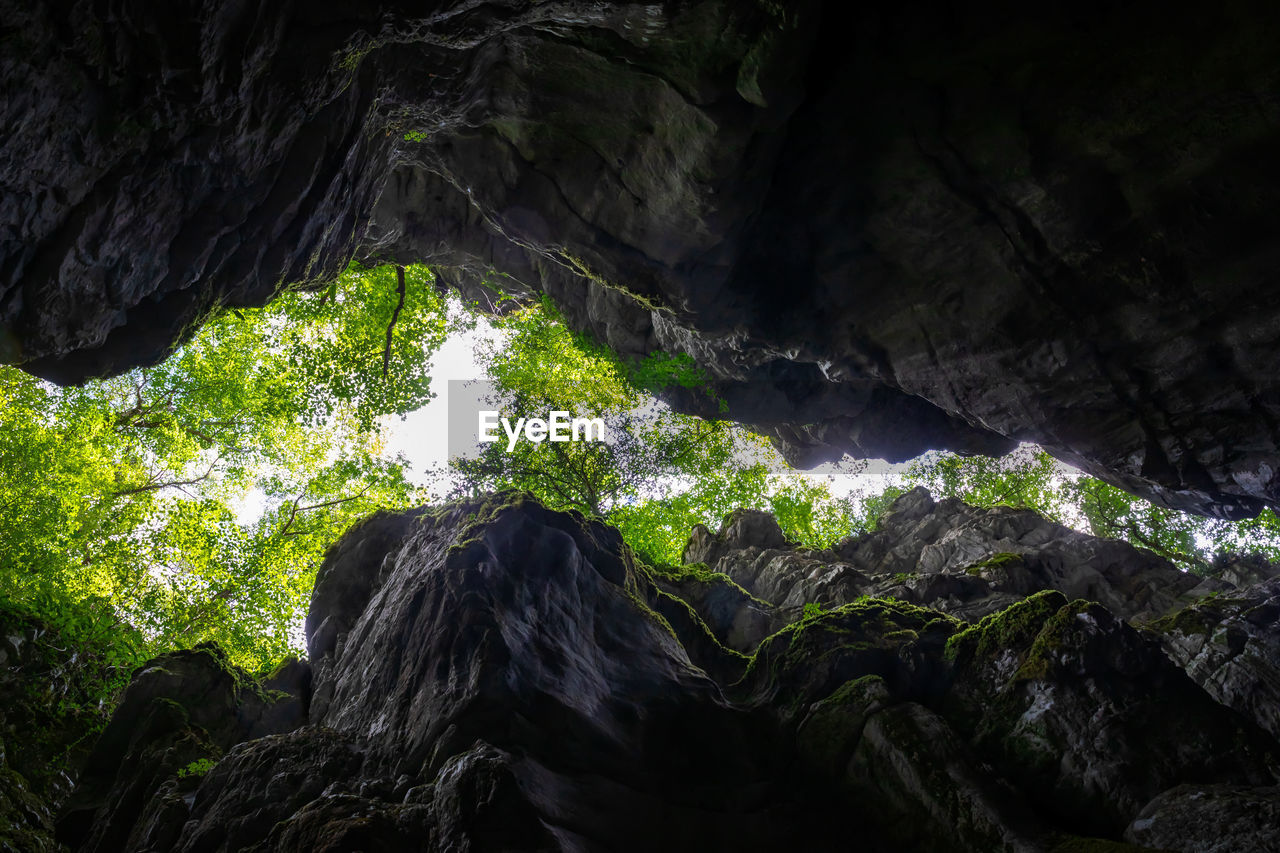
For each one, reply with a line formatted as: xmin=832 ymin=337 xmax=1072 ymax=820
xmin=0 ymin=595 xmax=147 ymax=793
xmin=449 ymin=298 xmax=857 ymax=564
xmin=176 ymin=757 xmax=218 ymax=778
xmin=891 ymin=445 xmax=1280 ymax=574
xmin=0 ymin=261 xmax=446 ymax=676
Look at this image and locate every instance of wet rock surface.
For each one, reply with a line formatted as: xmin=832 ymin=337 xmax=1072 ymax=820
xmin=55 ymin=493 xmax=1280 ymax=851
xmin=6 ymin=2 xmax=1280 ymax=517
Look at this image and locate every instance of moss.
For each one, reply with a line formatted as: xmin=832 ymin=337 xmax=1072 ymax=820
xmin=963 ymin=551 xmax=1024 ymax=576
xmin=738 ymin=597 xmax=959 ymax=701
xmin=558 ymin=251 xmax=669 ymax=313
xmin=1145 ymin=594 xmax=1246 ymax=637
xmin=1013 ymin=599 xmax=1104 ymax=682
xmin=944 ymin=589 xmax=1068 ymax=664
xmin=650 ymin=562 xmax=772 ymax=607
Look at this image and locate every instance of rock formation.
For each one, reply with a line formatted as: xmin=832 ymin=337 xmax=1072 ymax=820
xmin=683 ymin=487 xmax=1233 ymax=625
xmin=5 ymin=1 xmax=1280 ymax=517
xmin=47 ymin=492 xmax=1280 ymax=851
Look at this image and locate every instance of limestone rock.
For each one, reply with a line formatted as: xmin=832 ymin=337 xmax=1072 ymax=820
xmin=698 ymin=487 xmax=1223 ymax=624
xmin=1149 ymin=577 xmax=1280 ymax=742
xmin=57 ymin=495 xmax=1280 ymax=851
xmin=7 ymin=3 xmax=1280 ymax=517
xmin=944 ymin=593 xmax=1278 ymax=837
xmin=56 ymin=644 xmax=308 ymax=852
xmin=1125 ymin=784 xmax=1280 ymax=853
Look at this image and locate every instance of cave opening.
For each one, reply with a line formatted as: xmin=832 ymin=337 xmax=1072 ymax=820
xmin=6 ymin=1 xmax=1280 ymax=850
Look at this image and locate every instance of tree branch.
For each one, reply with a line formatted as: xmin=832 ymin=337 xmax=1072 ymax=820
xmin=383 ymin=266 xmax=407 ymax=378
xmin=112 ymin=456 xmax=222 ymax=497
xmin=278 ymin=485 xmax=373 ymax=536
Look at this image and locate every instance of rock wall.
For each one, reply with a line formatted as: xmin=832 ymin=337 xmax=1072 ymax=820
xmin=55 ymin=493 xmax=1280 ymax=852
xmin=683 ymin=487 xmax=1229 ymax=625
xmin=6 ymin=1 xmax=1280 ymax=517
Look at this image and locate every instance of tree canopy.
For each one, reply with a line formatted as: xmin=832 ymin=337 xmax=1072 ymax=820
xmin=447 ymin=298 xmax=865 ymax=565
xmin=0 ymin=261 xmax=448 ymax=675
xmin=447 ymin=298 xmax=1280 ymax=575
xmin=7 ymin=260 xmax=1280 ymax=768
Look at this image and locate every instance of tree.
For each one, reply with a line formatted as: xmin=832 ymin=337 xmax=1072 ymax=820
xmin=448 ymin=298 xmax=865 ymax=565
xmin=884 ymin=445 xmax=1280 ymax=574
xmin=0 ymin=261 xmax=449 ymax=673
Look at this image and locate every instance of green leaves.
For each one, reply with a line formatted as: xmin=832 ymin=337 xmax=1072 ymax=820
xmin=0 ymin=261 xmax=445 ymax=674
xmin=449 ymin=298 xmax=862 ymax=565
xmin=888 ymin=446 xmax=1280 ymax=574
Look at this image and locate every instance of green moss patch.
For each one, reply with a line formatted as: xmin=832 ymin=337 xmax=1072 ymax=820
xmin=963 ymin=551 xmax=1026 ymax=577
xmin=945 ymin=589 xmax=1068 ymax=665
xmin=738 ymin=598 xmax=959 ymax=706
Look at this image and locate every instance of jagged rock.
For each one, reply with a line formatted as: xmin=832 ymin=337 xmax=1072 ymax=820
xmin=56 ymin=644 xmax=309 ymax=852
xmin=699 ymin=487 xmax=1225 ymax=624
xmin=58 ymin=495 xmax=1280 ymax=852
xmin=649 ymin=564 xmax=780 ymax=654
xmin=7 ymin=2 xmax=1280 ymax=517
xmin=1124 ymin=784 xmax=1280 ymax=853
xmin=944 ymin=593 xmax=1278 ymax=837
xmin=737 ymin=598 xmax=960 ymax=709
xmin=682 ymin=508 xmax=789 ymax=567
xmin=847 ymin=701 xmax=1046 ymax=852
xmin=0 ymin=760 xmax=59 ymax=853
xmin=1149 ymin=577 xmax=1280 ymax=742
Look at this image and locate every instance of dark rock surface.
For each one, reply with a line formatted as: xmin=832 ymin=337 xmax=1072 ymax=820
xmin=1124 ymin=783 xmax=1280 ymax=852
xmin=56 ymin=493 xmax=1280 ymax=851
xmin=686 ymin=487 xmax=1229 ymax=624
xmin=1150 ymin=576 xmax=1280 ymax=742
xmin=56 ymin=644 xmax=308 ymax=853
xmin=6 ymin=2 xmax=1280 ymax=518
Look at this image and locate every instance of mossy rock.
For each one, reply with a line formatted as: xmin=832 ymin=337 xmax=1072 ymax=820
xmin=945 ymin=589 xmax=1069 ymax=665
xmin=1145 ymin=592 xmax=1249 ymax=638
xmin=0 ymin=762 xmax=59 ymax=852
xmin=963 ymin=551 xmax=1026 ymax=577
xmin=795 ymin=675 xmax=891 ymax=776
xmin=737 ymin=598 xmax=960 ymax=709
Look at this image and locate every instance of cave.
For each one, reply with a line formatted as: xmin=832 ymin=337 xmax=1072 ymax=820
xmin=5 ymin=1 xmax=1280 ymax=850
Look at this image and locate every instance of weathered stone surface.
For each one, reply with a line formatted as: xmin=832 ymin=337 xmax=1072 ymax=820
xmin=847 ymin=701 xmax=1046 ymax=852
xmin=56 ymin=644 xmax=308 ymax=853
xmin=6 ymin=2 xmax=1280 ymax=517
xmin=1150 ymin=576 xmax=1280 ymax=742
xmin=1124 ymin=784 xmax=1280 ymax=853
xmin=944 ymin=592 xmax=1278 ymax=837
xmin=696 ymin=487 xmax=1226 ymax=624
xmin=58 ymin=495 xmax=1280 ymax=851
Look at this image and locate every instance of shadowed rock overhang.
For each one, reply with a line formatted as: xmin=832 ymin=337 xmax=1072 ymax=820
xmin=4 ymin=0 xmax=1280 ymax=518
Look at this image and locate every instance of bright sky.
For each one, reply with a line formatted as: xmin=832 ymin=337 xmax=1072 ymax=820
xmin=383 ymin=298 xmax=505 ymax=491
